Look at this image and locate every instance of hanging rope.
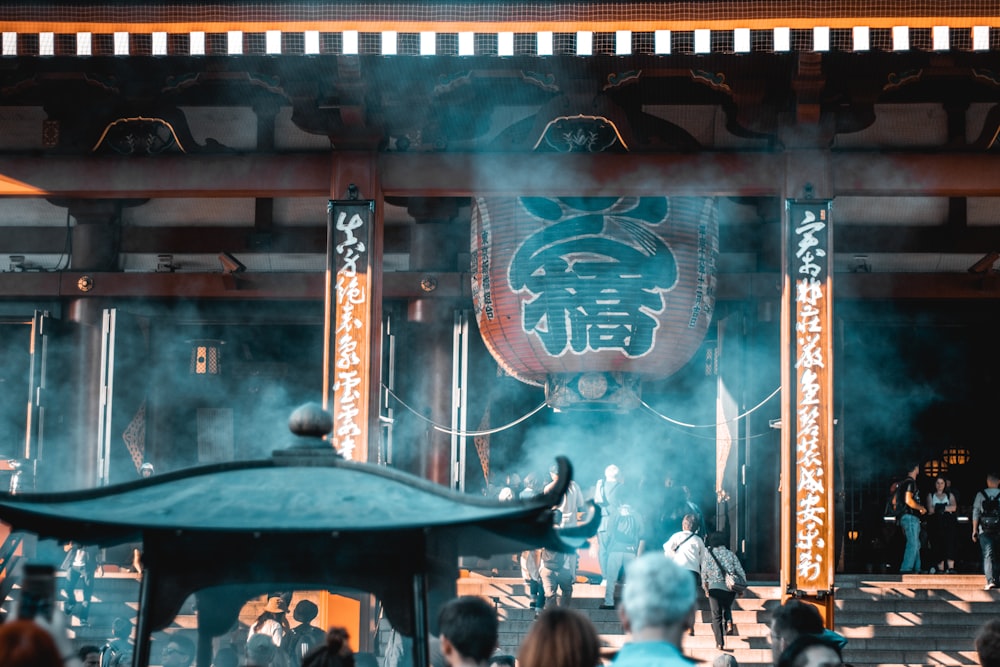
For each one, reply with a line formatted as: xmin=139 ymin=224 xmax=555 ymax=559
xmin=640 ymin=385 xmax=781 ymax=428
xmin=383 ymin=385 xmax=547 ymax=437
xmin=384 ymin=384 xmax=781 ymax=437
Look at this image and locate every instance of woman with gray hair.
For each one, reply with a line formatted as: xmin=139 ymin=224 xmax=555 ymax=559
xmin=612 ymin=553 xmax=697 ymax=667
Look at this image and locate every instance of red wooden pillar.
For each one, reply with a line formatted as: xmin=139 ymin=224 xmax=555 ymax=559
xmin=780 ymin=153 xmax=837 ymax=627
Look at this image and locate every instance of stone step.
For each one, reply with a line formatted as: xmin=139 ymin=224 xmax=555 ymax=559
xmin=839 ymin=624 xmax=983 ymax=640
xmin=837 ymin=598 xmax=1000 ymax=613
xmin=836 ymin=610 xmax=996 ymax=626
xmin=836 ymin=574 xmax=989 ymax=588
xmin=844 ymin=637 xmax=984 ymax=651
xmin=839 ymin=587 xmax=1000 ymax=601
xmin=841 ymin=649 xmax=979 ymax=665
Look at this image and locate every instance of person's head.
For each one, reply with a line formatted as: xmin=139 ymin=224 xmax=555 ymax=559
xmin=497 ymin=487 xmax=514 ymax=502
xmin=976 ymin=618 xmax=1000 ymax=667
xmin=79 ymin=644 xmax=101 ymax=667
xmin=549 ymin=464 xmax=560 ymax=481
xmin=705 ymin=531 xmax=728 ymax=548
xmin=247 ymin=633 xmax=277 ymax=666
xmin=262 ymin=596 xmax=287 ymax=615
xmin=713 ymin=654 xmax=739 ymax=667
xmin=604 ymin=464 xmax=620 ymax=481
xmin=162 ymin=634 xmax=195 ymax=667
xmin=988 ymin=472 xmax=1000 ymax=489
xmin=212 ymin=646 xmax=239 ymax=667
xmin=438 ymin=596 xmax=498 ymax=666
xmin=682 ymin=513 xmax=700 ymax=533
xmin=489 ymin=654 xmax=517 ymax=667
xmin=0 ymin=619 xmax=62 ymax=667
xmin=294 ymin=599 xmax=319 ymax=624
xmin=140 ymin=462 xmax=155 ymax=478
xmin=777 ymin=634 xmax=843 ymax=667
xmin=770 ymin=600 xmax=825 ymax=665
xmin=906 ymin=463 xmax=920 ymax=479
xmin=301 ymin=627 xmax=355 ymax=667
xmin=112 ymin=616 xmax=132 ymax=639
xmin=620 ymin=553 xmax=696 ymax=638
xmin=523 ymin=473 xmax=539 ymax=491
xmin=934 ymin=477 xmax=946 ymax=492
xmin=517 ymin=607 xmax=600 ymax=667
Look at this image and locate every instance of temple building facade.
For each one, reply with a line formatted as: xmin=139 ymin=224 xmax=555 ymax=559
xmin=3 ymin=1 xmax=1000 ymax=587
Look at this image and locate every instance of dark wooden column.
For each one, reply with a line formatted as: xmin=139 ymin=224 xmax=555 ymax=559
xmin=44 ymin=200 xmax=126 ymax=491
xmin=397 ymin=198 xmax=465 ymax=486
xmin=779 ymin=52 xmax=838 ymax=627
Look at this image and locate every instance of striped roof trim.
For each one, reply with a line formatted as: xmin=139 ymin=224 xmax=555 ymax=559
xmin=1 ymin=26 xmax=997 ymax=56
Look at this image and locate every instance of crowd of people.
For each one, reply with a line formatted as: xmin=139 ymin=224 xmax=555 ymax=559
xmin=889 ymin=464 xmax=1000 ymax=588
xmin=0 ymin=600 xmax=360 ymax=667
xmin=12 ymin=564 xmax=1000 ymax=667
xmin=10 ymin=460 xmax=1000 ymax=667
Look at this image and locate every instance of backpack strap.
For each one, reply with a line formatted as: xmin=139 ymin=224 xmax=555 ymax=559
xmin=676 ymin=532 xmax=695 ymax=548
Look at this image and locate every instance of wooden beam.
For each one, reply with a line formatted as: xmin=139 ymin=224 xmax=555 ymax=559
xmin=2 ymin=221 xmax=997 ymax=259
xmin=0 ymin=153 xmax=784 ymax=199
xmin=0 ymin=154 xmax=333 ymax=198
xmin=0 ymin=270 xmax=994 ymax=301
xmin=0 ymin=225 xmax=410 ymax=255
xmin=0 ymin=271 xmax=473 ymax=300
xmin=727 ymin=223 xmax=1000 ymax=254
xmin=377 ymin=152 xmax=784 ymax=197
xmin=831 ymin=153 xmax=1000 ymax=197
xmin=5 ymin=152 xmax=1000 ymax=199
xmin=716 ymin=272 xmax=1000 ymax=300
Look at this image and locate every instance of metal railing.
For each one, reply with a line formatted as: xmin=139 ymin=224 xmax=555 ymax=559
xmin=0 ymin=532 xmax=25 ymax=606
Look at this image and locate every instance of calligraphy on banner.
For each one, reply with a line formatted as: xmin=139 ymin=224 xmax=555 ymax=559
xmin=328 ymin=200 xmax=375 ymax=461
xmin=788 ymin=201 xmax=834 ymax=591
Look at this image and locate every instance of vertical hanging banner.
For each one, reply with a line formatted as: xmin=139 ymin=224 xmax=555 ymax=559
xmin=787 ymin=200 xmax=835 ymax=595
xmin=325 ymin=200 xmax=375 ymax=461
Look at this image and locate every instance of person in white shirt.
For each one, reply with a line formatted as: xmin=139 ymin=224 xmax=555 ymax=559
xmin=540 ymin=465 xmax=587 ymax=608
xmin=663 ymin=513 xmax=705 ymax=636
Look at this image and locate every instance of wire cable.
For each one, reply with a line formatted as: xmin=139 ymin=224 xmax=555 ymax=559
xmin=640 ymin=385 xmax=781 ymax=428
xmin=385 ymin=384 xmax=781 ymax=438
xmin=383 ymin=386 xmax=547 ymax=437
xmin=54 ymin=208 xmax=73 ymax=271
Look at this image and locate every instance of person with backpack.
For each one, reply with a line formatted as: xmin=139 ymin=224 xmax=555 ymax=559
xmin=972 ymin=472 xmax=1000 ymax=590
xmin=599 ymin=498 xmax=643 ymax=610
xmin=896 ymin=463 xmax=927 ymax=574
xmin=287 ymin=600 xmax=327 ymax=662
xmin=100 ymin=617 xmax=133 ymax=667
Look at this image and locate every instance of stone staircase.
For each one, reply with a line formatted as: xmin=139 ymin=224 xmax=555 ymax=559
xmin=457 ymin=572 xmax=996 ymax=667
xmin=834 ymin=574 xmax=990 ymax=667
xmin=59 ymin=571 xmax=144 ymax=648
